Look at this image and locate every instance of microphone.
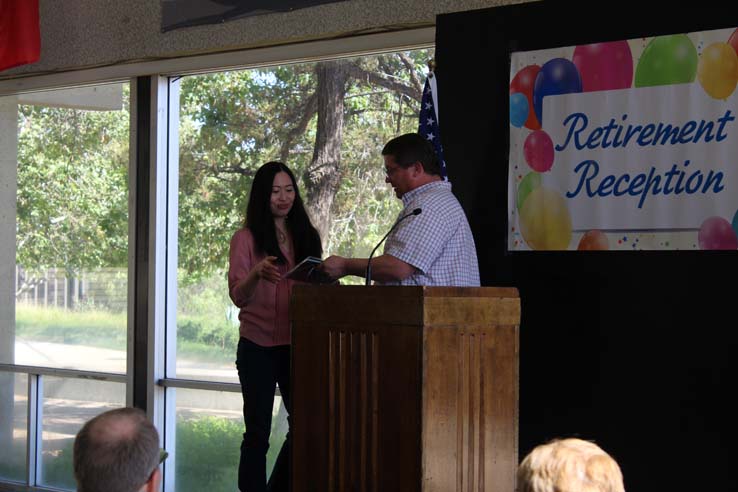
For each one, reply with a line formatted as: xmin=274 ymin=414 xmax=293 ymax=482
xmin=365 ymin=208 xmax=422 ymax=286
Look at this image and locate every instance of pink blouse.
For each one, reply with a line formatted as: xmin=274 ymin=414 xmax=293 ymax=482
xmin=228 ymin=228 xmax=297 ymax=347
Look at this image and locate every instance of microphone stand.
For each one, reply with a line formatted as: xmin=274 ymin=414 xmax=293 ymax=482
xmin=365 ymin=208 xmax=421 ymax=286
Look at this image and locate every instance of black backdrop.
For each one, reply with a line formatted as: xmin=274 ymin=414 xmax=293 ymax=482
xmin=436 ymin=1 xmax=738 ymax=489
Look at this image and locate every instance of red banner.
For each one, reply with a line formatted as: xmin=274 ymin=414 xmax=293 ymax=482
xmin=0 ymin=0 xmax=40 ymax=72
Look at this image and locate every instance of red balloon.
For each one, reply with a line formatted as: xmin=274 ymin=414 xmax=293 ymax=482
xmin=523 ymin=130 xmax=554 ymax=172
xmin=573 ymin=41 xmax=633 ymax=92
xmin=729 ymin=28 xmax=738 ymax=57
xmin=698 ymin=216 xmax=738 ymax=250
xmin=510 ymin=65 xmax=541 ymax=130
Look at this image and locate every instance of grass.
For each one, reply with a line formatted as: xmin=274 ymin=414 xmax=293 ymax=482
xmin=15 ymin=305 xmax=126 ymax=351
xmin=15 ymin=305 xmax=237 ymax=364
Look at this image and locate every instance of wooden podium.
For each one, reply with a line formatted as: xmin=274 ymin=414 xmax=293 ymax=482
xmin=290 ymin=286 xmax=520 ymax=492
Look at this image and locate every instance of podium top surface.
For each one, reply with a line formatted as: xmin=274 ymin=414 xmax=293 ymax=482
xmin=292 ymin=285 xmax=518 ymax=298
xmin=291 ymin=285 xmax=520 ymax=327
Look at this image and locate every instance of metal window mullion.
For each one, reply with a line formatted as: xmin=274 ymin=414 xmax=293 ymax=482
xmin=0 ymin=363 xmax=126 ymax=383
xmin=25 ymin=374 xmax=41 ymax=487
xmin=162 ymin=75 xmax=181 ymax=492
xmin=132 ymin=76 xmax=152 ymax=412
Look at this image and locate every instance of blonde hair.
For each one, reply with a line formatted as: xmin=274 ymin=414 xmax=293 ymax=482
xmin=517 ymin=438 xmax=624 ymax=492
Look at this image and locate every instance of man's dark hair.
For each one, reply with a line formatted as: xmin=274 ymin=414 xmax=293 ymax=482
xmin=381 ymin=133 xmax=441 ymax=176
xmin=73 ymin=407 xmax=160 ymax=492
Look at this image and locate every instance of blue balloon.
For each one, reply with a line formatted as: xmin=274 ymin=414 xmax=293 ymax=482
xmin=533 ymin=58 xmax=583 ymax=125
xmin=509 ymin=92 xmax=529 ymax=128
xmin=732 ymin=208 xmax=738 ymax=237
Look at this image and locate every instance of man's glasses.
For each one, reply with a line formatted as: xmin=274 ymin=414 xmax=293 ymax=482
xmin=384 ymin=165 xmax=402 ymax=176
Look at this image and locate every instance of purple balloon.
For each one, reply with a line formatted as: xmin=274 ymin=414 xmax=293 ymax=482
xmin=698 ymin=216 xmax=738 ymax=250
xmin=572 ymin=41 xmax=633 ymax=92
xmin=533 ymin=58 xmax=582 ymax=125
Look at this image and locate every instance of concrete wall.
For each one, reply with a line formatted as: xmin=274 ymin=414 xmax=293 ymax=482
xmin=1 ymin=0 xmax=516 ymax=79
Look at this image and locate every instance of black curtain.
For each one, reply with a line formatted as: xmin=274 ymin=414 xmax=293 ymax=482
xmin=436 ymin=1 xmax=738 ymax=490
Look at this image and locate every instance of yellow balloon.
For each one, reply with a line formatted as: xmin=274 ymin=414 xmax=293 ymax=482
xmin=519 ymin=187 xmax=572 ymax=250
xmin=698 ymin=42 xmax=738 ymax=100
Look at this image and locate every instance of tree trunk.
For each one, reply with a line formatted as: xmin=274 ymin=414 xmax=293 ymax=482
xmin=303 ymin=60 xmax=349 ymax=242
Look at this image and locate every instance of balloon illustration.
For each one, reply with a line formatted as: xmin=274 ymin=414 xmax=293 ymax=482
xmin=517 ymin=172 xmax=542 ymax=210
xmin=572 ymin=41 xmax=633 ymax=92
xmin=510 ymin=65 xmax=541 ymax=130
xmin=698 ymin=216 xmax=738 ymax=250
xmin=510 ymin=93 xmax=529 ymax=128
xmin=635 ymin=35 xmax=698 ymax=87
xmin=519 ymin=187 xmax=572 ymax=250
xmin=533 ymin=58 xmax=582 ymax=125
xmin=577 ymin=230 xmax=609 ymax=250
xmin=523 ymin=130 xmax=554 ymax=172
xmin=698 ymin=42 xmax=738 ymax=99
xmin=729 ymin=28 xmax=738 ymax=57
xmin=733 ymin=208 xmax=738 ymax=238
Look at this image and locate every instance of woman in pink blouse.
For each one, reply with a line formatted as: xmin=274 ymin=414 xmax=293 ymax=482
xmin=228 ymin=161 xmax=322 ymax=492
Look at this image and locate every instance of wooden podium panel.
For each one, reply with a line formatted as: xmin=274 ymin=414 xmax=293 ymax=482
xmin=291 ymin=286 xmax=520 ymax=492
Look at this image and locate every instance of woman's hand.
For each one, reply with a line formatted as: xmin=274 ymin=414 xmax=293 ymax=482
xmin=254 ymin=256 xmax=281 ymax=283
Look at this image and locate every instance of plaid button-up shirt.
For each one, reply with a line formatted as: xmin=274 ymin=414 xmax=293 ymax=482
xmin=381 ymin=181 xmax=480 ymax=286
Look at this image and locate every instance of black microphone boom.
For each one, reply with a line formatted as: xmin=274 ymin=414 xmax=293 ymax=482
xmin=365 ymin=208 xmax=422 ymax=286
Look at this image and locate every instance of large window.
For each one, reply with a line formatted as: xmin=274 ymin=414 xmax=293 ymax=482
xmin=0 ymin=83 xmax=130 ymax=490
xmin=162 ymin=49 xmax=432 ymax=491
xmin=0 ymin=39 xmax=434 ymax=492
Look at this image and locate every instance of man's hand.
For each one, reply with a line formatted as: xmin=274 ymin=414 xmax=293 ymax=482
xmin=254 ymin=256 xmax=281 ymax=283
xmin=320 ymin=255 xmax=347 ymax=280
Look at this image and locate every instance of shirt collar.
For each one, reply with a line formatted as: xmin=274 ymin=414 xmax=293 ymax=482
xmin=401 ymin=180 xmax=450 ymax=206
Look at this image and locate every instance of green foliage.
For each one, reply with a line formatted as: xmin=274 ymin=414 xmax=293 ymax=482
xmin=175 ymin=414 xmax=286 ymax=492
xmin=16 ymin=86 xmax=130 ymax=281
xmin=177 ymin=271 xmax=239 ymax=359
xmin=175 ymin=416 xmax=242 ymax=492
xmin=42 ymin=439 xmax=76 ymax=490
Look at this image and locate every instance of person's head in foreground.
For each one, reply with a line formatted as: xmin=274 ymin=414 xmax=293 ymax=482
xmin=73 ymin=407 xmax=162 ymax=492
xmin=517 ymin=438 xmax=624 ymax=492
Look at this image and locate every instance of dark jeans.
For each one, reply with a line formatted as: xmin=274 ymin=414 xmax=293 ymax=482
xmin=236 ymin=337 xmax=291 ymax=492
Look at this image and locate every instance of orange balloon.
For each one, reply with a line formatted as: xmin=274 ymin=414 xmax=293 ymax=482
xmin=577 ymin=230 xmax=609 ymax=250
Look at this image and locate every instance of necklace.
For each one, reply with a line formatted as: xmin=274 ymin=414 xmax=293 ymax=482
xmin=276 ymin=227 xmax=288 ymax=245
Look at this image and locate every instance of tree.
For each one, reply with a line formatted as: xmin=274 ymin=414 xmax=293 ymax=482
xmin=176 ymin=49 xmax=432 ymax=283
xmin=15 ymin=49 xmax=433 ymax=289
xmin=16 ymin=93 xmax=129 ymax=298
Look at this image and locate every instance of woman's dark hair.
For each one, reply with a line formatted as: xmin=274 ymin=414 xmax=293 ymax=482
xmin=244 ymin=161 xmax=322 ymax=263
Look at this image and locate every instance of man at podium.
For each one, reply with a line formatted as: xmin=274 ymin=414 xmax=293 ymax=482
xmin=321 ymin=133 xmax=480 ymax=286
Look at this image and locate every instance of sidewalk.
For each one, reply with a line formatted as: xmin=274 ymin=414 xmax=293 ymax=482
xmin=14 ymin=338 xmax=239 ymax=383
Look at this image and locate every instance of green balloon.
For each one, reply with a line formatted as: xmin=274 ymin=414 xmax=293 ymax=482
xmin=517 ymin=172 xmax=542 ymax=211
xmin=635 ymin=34 xmax=698 ymax=87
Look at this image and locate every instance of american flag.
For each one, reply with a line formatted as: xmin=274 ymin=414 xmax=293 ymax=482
xmin=418 ymin=74 xmax=448 ymax=180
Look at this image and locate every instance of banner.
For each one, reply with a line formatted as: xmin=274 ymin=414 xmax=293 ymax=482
xmin=0 ymin=0 xmax=40 ymax=72
xmin=508 ymin=27 xmax=738 ymax=251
